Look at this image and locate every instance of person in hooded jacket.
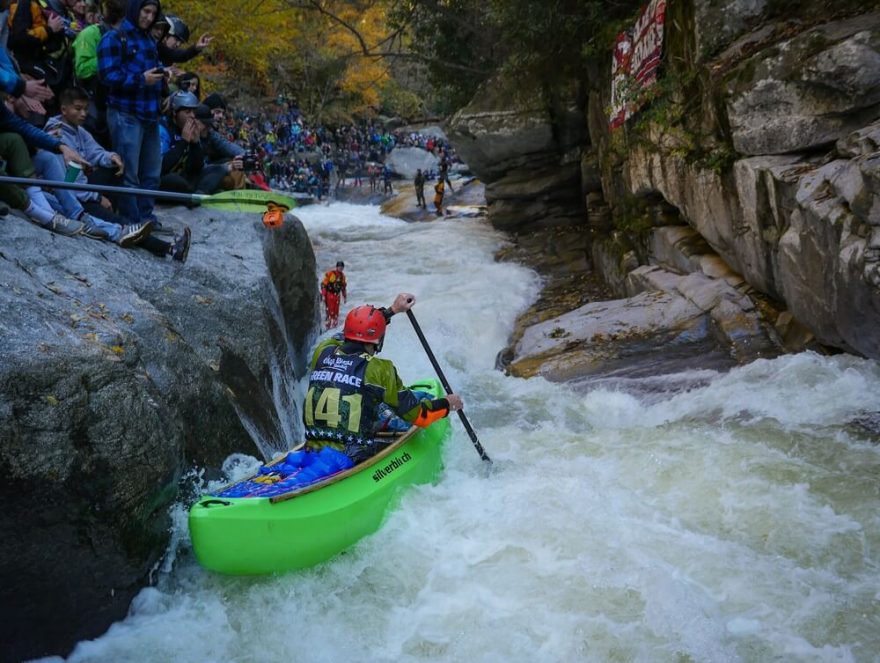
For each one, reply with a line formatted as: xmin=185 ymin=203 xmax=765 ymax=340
xmin=97 ymin=0 xmax=164 ymax=227
xmin=157 ymin=14 xmax=211 ymax=67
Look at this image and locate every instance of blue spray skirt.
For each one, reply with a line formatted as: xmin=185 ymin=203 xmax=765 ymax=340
xmin=215 ymin=447 xmax=355 ymax=499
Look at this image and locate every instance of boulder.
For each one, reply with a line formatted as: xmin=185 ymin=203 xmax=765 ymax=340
xmin=447 ymin=75 xmax=588 ymax=229
xmin=724 ymin=14 xmax=880 ymax=154
xmin=385 ymin=146 xmax=440 ymax=179
xmin=0 ymin=205 xmax=317 ymax=662
xmin=621 ymin=124 xmax=880 ymax=357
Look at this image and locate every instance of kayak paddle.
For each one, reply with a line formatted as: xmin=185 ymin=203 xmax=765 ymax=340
xmin=406 ymin=309 xmax=492 ymax=464
xmin=0 ymin=174 xmax=303 ymax=213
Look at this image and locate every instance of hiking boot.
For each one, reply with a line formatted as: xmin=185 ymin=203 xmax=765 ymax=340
xmin=170 ymin=226 xmax=191 ymax=263
xmin=118 ymin=220 xmax=154 ymax=248
xmin=42 ymin=212 xmax=85 ymax=236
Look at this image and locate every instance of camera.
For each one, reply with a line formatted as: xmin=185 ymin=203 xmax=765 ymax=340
xmin=242 ymin=151 xmax=259 ymax=172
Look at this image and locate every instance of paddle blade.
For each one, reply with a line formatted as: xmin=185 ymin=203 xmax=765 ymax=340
xmin=197 ymin=189 xmax=299 ymax=213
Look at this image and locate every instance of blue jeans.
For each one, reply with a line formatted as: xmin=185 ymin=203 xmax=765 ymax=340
xmin=33 ymin=150 xmax=122 ymax=242
xmin=107 ymin=107 xmax=160 ymax=223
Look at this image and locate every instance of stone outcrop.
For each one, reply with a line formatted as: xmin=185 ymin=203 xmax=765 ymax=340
xmin=459 ymin=0 xmax=880 ymax=375
xmin=385 ymin=146 xmax=440 ymax=179
xmin=447 ymin=79 xmax=587 ymax=231
xmin=0 ymin=206 xmax=317 ymax=662
xmin=723 ymin=14 xmax=880 ymax=155
xmin=507 ymin=222 xmax=783 ymax=381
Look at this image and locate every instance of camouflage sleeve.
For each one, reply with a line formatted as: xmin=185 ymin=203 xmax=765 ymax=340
xmin=365 ymin=358 xmax=449 ymax=424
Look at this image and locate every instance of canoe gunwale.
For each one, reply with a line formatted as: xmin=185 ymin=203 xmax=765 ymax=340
xmin=268 ymin=426 xmax=418 ymax=504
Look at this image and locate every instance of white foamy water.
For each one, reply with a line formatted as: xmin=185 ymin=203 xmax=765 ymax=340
xmin=43 ymin=203 xmax=880 ymax=663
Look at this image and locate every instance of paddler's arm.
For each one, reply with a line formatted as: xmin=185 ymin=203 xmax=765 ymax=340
xmin=378 ymin=292 xmax=416 ymax=323
xmin=366 ymin=292 xmax=466 ymax=427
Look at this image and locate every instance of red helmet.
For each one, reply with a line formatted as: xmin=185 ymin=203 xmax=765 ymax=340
xmin=343 ymin=306 xmax=386 ymax=344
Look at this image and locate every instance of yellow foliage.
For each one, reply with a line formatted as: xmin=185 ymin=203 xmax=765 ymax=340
xmin=162 ymin=0 xmax=393 ymax=115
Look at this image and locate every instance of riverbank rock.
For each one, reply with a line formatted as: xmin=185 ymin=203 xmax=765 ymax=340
xmin=447 ymin=77 xmax=587 ymax=231
xmin=447 ymin=0 xmax=880 ymax=363
xmin=0 ymin=206 xmax=317 ymax=662
xmin=380 ymin=175 xmax=483 ymax=222
xmin=385 ymin=145 xmax=440 ymax=179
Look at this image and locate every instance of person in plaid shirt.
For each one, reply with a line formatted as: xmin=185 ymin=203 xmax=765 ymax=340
xmin=97 ymin=0 xmax=165 ymax=227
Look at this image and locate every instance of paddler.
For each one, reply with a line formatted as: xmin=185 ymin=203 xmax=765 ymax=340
xmin=302 ymin=293 xmax=463 ymax=464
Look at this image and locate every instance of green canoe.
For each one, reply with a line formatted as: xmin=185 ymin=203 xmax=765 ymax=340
xmin=188 ymin=379 xmax=450 ymax=575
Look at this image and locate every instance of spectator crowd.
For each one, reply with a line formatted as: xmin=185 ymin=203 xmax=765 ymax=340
xmin=0 ymin=0 xmax=459 ymax=266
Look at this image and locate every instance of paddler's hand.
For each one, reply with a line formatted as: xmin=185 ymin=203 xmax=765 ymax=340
xmin=446 ymin=394 xmax=463 ymax=412
xmin=390 ymin=292 xmax=415 ymax=314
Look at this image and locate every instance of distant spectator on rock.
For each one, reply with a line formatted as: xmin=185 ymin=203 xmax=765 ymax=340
xmin=367 ymin=161 xmax=377 ymax=193
xmin=433 ymin=179 xmax=444 ymax=217
xmin=413 ymin=168 xmax=425 ymax=208
xmin=382 ymin=163 xmax=392 ymax=195
xmin=439 ymin=151 xmax=453 ymax=192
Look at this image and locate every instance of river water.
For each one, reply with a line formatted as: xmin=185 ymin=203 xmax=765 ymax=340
xmin=46 ymin=203 xmax=880 ymax=662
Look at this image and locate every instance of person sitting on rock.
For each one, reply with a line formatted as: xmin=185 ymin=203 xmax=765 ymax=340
xmin=43 ymin=87 xmax=190 ymax=261
xmin=194 ymin=103 xmax=246 ymax=190
xmin=158 ymin=90 xmax=228 ymax=194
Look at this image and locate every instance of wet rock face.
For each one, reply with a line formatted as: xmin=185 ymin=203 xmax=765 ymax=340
xmin=724 ymin=14 xmax=880 ymax=155
xmin=621 ymin=117 xmax=880 ymax=358
xmin=447 ymin=77 xmax=588 ymax=231
xmin=0 ymin=207 xmax=317 ymax=662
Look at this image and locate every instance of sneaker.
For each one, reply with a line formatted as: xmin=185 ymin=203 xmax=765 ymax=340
xmin=43 ymin=212 xmax=85 ymax=237
xmin=170 ymin=226 xmax=191 ymax=263
xmin=118 ymin=220 xmax=154 ymax=248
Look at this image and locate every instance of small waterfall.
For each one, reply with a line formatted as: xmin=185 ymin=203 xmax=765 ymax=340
xmin=217 ymin=217 xmax=320 ymax=461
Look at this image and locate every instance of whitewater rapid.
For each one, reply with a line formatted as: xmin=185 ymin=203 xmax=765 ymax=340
xmin=42 ymin=203 xmax=880 ymax=663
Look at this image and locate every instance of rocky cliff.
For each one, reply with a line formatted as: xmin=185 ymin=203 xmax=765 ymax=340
xmin=448 ymin=0 xmax=880 ymax=376
xmin=0 ymin=207 xmax=317 ymax=662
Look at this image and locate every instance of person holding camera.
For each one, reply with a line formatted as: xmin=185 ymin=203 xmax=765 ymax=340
xmin=158 ymin=90 xmax=230 ymax=195
xmin=97 ymin=0 xmax=165 ymax=228
xmin=194 ymin=102 xmax=248 ymax=190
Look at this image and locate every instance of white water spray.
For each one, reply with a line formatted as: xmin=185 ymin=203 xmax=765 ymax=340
xmin=43 ymin=203 xmax=880 ymax=663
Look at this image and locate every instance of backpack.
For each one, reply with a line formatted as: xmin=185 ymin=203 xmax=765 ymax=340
xmin=79 ymin=25 xmax=127 ymax=147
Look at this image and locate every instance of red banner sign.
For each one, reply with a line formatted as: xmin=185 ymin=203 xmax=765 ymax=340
xmin=609 ymin=0 xmax=667 ymax=129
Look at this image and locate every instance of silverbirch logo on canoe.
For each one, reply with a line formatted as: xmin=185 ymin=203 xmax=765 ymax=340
xmin=372 ymin=452 xmax=412 ymax=482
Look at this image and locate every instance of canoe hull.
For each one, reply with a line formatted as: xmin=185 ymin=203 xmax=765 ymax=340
xmin=188 ymin=379 xmax=449 ymax=575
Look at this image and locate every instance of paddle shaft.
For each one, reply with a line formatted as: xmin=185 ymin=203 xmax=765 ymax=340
xmin=0 ymin=174 xmax=203 ymax=204
xmin=406 ymin=310 xmax=491 ymax=463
